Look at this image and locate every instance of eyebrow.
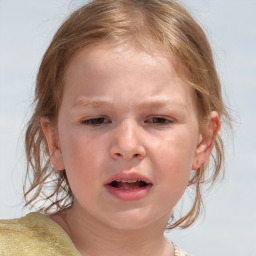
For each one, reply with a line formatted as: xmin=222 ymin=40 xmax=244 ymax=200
xmin=139 ymin=98 xmax=188 ymax=110
xmin=72 ymin=98 xmax=114 ymax=108
xmin=72 ymin=97 xmax=188 ymax=111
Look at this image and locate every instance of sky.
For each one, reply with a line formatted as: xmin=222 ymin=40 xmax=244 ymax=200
xmin=0 ymin=1 xmax=256 ymax=255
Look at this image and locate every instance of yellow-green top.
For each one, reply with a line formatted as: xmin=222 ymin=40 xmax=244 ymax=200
xmin=0 ymin=213 xmax=190 ymax=256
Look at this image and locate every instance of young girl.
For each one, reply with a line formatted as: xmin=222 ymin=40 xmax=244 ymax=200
xmin=0 ymin=0 xmax=231 ymax=255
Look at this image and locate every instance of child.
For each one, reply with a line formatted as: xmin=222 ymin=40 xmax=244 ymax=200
xmin=0 ymin=0 xmax=231 ymax=255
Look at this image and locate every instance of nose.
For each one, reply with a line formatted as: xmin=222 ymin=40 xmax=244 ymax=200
xmin=110 ymin=120 xmax=146 ymax=161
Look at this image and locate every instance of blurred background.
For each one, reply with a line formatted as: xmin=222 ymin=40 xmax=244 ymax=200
xmin=0 ymin=0 xmax=255 ymax=255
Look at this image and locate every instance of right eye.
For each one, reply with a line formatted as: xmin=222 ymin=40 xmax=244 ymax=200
xmin=81 ymin=117 xmax=110 ymax=126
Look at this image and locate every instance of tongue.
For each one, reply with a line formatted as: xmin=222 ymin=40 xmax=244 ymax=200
xmin=116 ymin=181 xmax=142 ymax=190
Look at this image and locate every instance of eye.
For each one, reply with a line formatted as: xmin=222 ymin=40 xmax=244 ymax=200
xmin=81 ymin=117 xmax=110 ymax=126
xmin=145 ymin=117 xmax=173 ymax=125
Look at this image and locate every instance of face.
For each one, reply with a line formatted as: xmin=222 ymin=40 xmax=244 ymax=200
xmin=42 ymin=43 xmax=217 ymax=231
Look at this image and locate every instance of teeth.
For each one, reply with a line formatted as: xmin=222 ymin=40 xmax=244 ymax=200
xmin=115 ymin=179 xmax=140 ymax=183
xmin=126 ymin=179 xmax=138 ymax=183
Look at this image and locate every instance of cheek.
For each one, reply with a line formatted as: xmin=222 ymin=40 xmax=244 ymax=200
xmin=155 ymin=148 xmax=193 ymax=210
xmin=150 ymin=130 xmax=197 ymax=195
xmin=59 ymin=128 xmax=104 ymax=184
xmin=159 ymin=149 xmax=192 ymax=192
xmin=153 ymin=130 xmax=197 ymax=171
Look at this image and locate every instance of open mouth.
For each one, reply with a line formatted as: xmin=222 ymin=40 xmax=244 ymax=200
xmin=105 ymin=173 xmax=153 ymax=200
xmin=109 ymin=179 xmax=150 ymax=190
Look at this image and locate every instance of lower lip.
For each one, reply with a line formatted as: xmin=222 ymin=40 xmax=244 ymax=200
xmin=105 ymin=184 xmax=152 ymax=201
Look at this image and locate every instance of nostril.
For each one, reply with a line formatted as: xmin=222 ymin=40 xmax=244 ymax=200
xmin=110 ymin=145 xmax=146 ymax=160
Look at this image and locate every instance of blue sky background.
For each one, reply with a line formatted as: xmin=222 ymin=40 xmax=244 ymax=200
xmin=0 ymin=1 xmax=255 ymax=255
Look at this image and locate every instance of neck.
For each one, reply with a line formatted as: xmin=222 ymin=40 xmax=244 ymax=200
xmin=51 ymin=205 xmax=174 ymax=256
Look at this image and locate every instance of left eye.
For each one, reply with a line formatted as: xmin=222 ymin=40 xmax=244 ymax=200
xmin=145 ymin=117 xmax=173 ymax=125
xmin=81 ymin=117 xmax=110 ymax=126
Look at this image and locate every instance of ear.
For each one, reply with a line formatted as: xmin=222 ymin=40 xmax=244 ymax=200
xmin=41 ymin=117 xmax=65 ymax=171
xmin=192 ymin=111 xmax=220 ymax=170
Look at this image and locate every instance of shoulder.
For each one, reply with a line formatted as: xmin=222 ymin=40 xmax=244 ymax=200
xmin=0 ymin=212 xmax=81 ymax=256
xmin=173 ymin=243 xmax=191 ymax=256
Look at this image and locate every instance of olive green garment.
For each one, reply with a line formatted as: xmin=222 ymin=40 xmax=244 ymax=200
xmin=0 ymin=212 xmax=81 ymax=256
xmin=0 ymin=212 xmax=190 ymax=256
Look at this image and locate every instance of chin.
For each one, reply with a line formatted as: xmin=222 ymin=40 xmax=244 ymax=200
xmin=105 ymin=209 xmax=168 ymax=231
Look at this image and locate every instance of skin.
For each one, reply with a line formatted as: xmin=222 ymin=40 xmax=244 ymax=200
xmin=41 ymin=42 xmax=219 ymax=256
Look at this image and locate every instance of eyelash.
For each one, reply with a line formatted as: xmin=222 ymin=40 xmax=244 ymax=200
xmin=81 ymin=117 xmax=110 ymax=126
xmin=145 ymin=117 xmax=173 ymax=126
xmin=81 ymin=116 xmax=173 ymax=126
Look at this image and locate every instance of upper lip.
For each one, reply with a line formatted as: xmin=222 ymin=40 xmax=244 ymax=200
xmin=104 ymin=171 xmax=153 ymax=185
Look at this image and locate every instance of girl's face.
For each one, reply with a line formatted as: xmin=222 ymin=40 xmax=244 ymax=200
xmin=44 ymin=43 xmax=216 ymax=230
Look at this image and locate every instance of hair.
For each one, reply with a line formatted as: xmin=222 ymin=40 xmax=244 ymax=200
xmin=24 ymin=0 xmax=232 ymax=229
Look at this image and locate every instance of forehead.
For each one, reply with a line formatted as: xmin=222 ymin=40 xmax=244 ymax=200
xmin=64 ymin=42 xmax=187 ymax=86
xmin=62 ymin=42 xmax=196 ymax=110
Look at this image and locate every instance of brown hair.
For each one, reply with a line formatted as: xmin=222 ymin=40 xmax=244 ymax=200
xmin=24 ymin=0 xmax=231 ymax=229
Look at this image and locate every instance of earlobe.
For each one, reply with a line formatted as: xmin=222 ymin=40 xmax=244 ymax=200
xmin=192 ymin=111 xmax=220 ymax=170
xmin=41 ymin=117 xmax=65 ymax=171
